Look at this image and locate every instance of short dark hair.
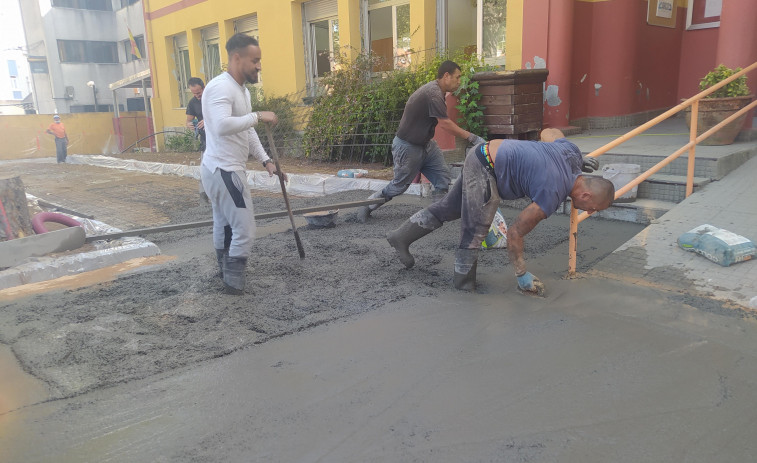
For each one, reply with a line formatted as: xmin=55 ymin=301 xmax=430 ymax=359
xmin=188 ymin=77 xmax=205 ymax=88
xmin=437 ymin=60 xmax=461 ymax=79
xmin=226 ymin=33 xmax=259 ymax=56
xmin=584 ymin=177 xmax=616 ymax=207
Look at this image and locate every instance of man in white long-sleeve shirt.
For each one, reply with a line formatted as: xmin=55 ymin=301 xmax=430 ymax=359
xmin=201 ymin=33 xmax=283 ymax=294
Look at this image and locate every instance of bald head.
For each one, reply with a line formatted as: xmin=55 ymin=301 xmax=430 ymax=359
xmin=570 ymin=176 xmax=615 ymax=213
xmin=540 ymin=128 xmax=566 ymax=143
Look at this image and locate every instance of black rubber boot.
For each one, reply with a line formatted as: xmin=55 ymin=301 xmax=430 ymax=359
xmin=357 ymin=190 xmax=387 ymax=223
xmin=386 ymin=209 xmax=442 ymax=268
xmin=453 ymin=248 xmax=479 ymax=291
xmin=215 ymin=248 xmax=227 ymax=279
xmin=222 ymin=256 xmax=247 ymax=295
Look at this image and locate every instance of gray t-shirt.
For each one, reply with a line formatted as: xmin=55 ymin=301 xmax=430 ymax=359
xmin=395 ymin=80 xmax=449 ymax=146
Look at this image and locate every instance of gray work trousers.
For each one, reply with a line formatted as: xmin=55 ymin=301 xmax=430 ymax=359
xmin=382 ymin=136 xmax=451 ymax=199
xmin=55 ymin=138 xmax=67 ymax=163
xmin=201 ymin=166 xmax=255 ymax=258
xmin=426 ymin=144 xmax=501 ymax=249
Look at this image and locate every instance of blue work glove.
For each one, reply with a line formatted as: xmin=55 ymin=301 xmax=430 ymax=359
xmin=467 ymin=133 xmax=486 ymax=146
xmin=517 ymin=272 xmax=546 ymax=296
xmin=582 ymin=156 xmax=599 ymax=173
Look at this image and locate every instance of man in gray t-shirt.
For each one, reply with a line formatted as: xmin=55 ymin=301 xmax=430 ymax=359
xmin=358 ymin=60 xmax=486 ymax=222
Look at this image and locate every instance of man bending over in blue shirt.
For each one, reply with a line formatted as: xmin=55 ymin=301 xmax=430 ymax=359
xmin=386 ymin=129 xmax=614 ymax=296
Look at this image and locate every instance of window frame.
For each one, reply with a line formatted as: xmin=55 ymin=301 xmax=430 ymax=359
xmin=173 ymin=35 xmax=192 ymax=108
xmin=437 ymin=0 xmax=507 ymax=66
xmin=201 ymin=25 xmax=222 ymax=81
xmin=303 ymin=0 xmax=340 ymax=96
xmin=364 ymin=0 xmax=411 ymax=73
xmin=57 ymin=39 xmax=119 ymax=63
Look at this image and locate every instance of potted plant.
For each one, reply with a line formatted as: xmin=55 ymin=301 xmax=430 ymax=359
xmin=685 ymin=64 xmax=753 ymax=145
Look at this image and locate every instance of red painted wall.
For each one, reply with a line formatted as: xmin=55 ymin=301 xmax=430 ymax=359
xmin=676 ymin=28 xmax=718 ymax=100
xmin=568 ymin=0 xmax=685 ymax=121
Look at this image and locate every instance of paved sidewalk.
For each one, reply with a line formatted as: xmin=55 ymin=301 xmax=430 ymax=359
xmin=590 ymin=146 xmax=757 ymax=309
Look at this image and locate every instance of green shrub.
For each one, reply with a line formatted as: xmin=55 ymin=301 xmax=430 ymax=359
xmin=165 ymin=129 xmax=201 ymax=152
xmin=249 ymin=88 xmax=299 ymax=154
xmin=700 ymin=64 xmax=750 ymax=99
xmin=303 ymin=50 xmax=491 ymax=164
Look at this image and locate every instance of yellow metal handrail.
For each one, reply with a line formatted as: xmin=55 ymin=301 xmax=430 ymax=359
xmin=568 ymin=61 xmax=757 ymax=276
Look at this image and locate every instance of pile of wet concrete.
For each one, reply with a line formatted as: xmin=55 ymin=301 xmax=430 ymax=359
xmin=0 ymin=189 xmax=645 ymax=399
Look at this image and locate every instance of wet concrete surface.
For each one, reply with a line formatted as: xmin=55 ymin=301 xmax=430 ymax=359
xmin=0 ymin=191 xmax=644 ymax=400
xmin=3 ymin=277 xmax=757 ymax=462
xmin=2 ymin=162 xmax=757 ymax=461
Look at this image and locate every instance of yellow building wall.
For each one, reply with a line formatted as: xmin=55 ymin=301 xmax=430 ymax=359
xmin=0 ymin=113 xmax=148 ymax=160
xmin=410 ymin=0 xmax=437 ymax=64
xmin=506 ymin=0 xmax=524 ymax=70
xmin=145 ymin=0 xmax=527 ymax=133
xmin=145 ymin=0 xmax=311 ymax=135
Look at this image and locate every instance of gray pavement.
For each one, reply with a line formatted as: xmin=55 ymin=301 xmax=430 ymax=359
xmin=3 ymin=279 xmax=757 ymax=462
xmin=566 ymin=117 xmax=757 ymax=309
xmin=593 ymin=155 xmax=757 ymax=308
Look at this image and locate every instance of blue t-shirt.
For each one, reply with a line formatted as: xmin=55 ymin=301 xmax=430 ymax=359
xmin=493 ymin=138 xmax=582 ymax=217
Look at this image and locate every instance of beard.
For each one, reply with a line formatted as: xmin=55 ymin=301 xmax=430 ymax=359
xmin=245 ymin=71 xmax=259 ymax=85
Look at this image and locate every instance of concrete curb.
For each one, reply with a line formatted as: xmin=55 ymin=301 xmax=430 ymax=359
xmin=0 ymin=194 xmax=160 ymax=291
xmin=0 ymin=239 xmax=160 ymax=290
xmin=66 ymin=154 xmax=427 ymax=197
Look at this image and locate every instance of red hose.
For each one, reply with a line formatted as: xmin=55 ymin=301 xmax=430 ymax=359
xmin=31 ymin=212 xmax=82 ymax=234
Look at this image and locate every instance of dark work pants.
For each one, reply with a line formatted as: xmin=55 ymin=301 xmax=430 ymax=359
xmin=426 ymin=144 xmax=501 ymax=249
xmin=55 ymin=138 xmax=67 ymax=163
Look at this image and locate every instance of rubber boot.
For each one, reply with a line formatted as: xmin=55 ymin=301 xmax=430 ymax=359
xmin=215 ymin=248 xmax=227 ymax=279
xmin=453 ymin=248 xmax=479 ymax=291
xmin=357 ymin=190 xmax=387 ymax=223
xmin=386 ymin=209 xmax=442 ymax=268
xmin=223 ymin=256 xmax=247 ymax=295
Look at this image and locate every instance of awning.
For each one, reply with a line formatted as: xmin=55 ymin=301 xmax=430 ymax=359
xmin=109 ymin=68 xmax=151 ymax=91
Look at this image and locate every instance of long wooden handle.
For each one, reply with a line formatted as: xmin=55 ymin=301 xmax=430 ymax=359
xmin=264 ymin=123 xmax=305 ymax=259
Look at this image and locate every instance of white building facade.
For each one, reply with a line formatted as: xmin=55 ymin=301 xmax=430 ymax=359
xmin=18 ymin=0 xmax=150 ymax=115
xmin=0 ymin=48 xmax=33 ymax=115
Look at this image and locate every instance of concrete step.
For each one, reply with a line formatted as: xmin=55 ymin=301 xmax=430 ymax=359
xmin=586 ymin=171 xmax=711 ymax=203
xmin=636 ymin=174 xmax=710 ymax=203
xmin=591 ymin=147 xmax=757 ymax=180
xmin=500 ymin=197 xmax=675 ymax=224
xmin=559 ymin=198 xmax=676 ymax=224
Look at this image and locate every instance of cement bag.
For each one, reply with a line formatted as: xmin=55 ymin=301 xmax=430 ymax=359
xmin=482 ymin=208 xmax=508 ymax=249
xmin=677 ymin=224 xmax=756 ymax=267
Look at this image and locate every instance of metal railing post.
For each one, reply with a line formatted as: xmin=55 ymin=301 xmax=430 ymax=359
xmin=686 ymin=100 xmax=698 ymax=197
xmin=568 ymin=205 xmax=578 ymax=276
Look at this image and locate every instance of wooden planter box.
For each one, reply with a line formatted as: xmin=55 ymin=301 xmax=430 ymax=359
xmin=472 ymin=69 xmax=549 ymax=139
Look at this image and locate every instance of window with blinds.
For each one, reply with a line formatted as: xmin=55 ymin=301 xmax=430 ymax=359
xmin=201 ymin=24 xmax=222 ymax=80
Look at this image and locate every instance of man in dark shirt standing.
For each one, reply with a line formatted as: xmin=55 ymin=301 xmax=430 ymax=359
xmin=186 ymin=77 xmax=206 ymax=152
xmin=357 ymin=60 xmax=485 ymax=222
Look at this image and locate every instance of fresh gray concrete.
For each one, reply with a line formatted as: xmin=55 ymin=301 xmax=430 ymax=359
xmin=2 ymin=279 xmax=757 ymax=462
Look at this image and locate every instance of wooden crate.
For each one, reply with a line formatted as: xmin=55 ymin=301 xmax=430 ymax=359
xmin=472 ymin=69 xmax=549 ymax=139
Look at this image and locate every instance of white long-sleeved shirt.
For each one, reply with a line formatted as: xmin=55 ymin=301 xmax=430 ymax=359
xmin=200 ymin=72 xmax=270 ymax=172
